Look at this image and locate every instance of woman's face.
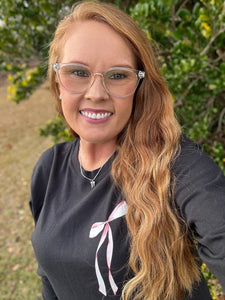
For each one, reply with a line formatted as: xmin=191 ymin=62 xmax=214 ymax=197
xmin=58 ymin=20 xmax=136 ymax=146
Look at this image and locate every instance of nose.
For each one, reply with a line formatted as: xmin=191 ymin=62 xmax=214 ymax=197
xmin=84 ymin=73 xmax=109 ymax=101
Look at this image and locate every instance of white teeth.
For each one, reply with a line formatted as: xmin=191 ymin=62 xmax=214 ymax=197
xmin=81 ymin=111 xmax=111 ymax=119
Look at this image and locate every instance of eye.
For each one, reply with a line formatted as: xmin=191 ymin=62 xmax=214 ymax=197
xmin=61 ymin=65 xmax=90 ymax=78
xmin=72 ymin=69 xmax=89 ymax=77
xmin=108 ymin=72 xmax=126 ymax=80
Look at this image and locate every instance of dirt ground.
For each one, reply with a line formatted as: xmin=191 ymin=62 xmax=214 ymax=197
xmin=0 ymin=78 xmax=56 ymax=299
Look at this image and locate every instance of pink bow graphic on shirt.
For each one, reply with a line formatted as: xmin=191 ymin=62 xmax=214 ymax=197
xmin=89 ymin=201 xmax=128 ymax=296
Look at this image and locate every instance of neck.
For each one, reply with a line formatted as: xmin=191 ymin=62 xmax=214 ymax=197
xmin=78 ymin=139 xmax=116 ymax=171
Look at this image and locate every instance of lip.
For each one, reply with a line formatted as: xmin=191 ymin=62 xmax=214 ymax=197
xmin=80 ymin=108 xmax=113 ymax=124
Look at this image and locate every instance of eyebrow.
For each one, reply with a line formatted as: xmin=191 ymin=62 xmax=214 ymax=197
xmin=62 ymin=60 xmax=136 ymax=70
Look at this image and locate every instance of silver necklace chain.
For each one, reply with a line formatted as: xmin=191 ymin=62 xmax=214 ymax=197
xmin=79 ymin=162 xmax=105 ymax=189
xmin=78 ymin=149 xmax=109 ymax=189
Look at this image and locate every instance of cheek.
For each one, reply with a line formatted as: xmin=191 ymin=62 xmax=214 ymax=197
xmin=120 ymin=97 xmax=133 ymax=119
xmin=61 ymin=92 xmax=79 ymax=110
xmin=61 ymin=99 xmax=71 ymax=116
xmin=123 ymin=107 xmax=132 ymax=123
xmin=116 ymin=98 xmax=133 ymax=130
xmin=61 ymin=94 xmax=80 ymax=122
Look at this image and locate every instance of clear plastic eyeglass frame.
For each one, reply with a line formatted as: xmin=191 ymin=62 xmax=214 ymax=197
xmin=52 ymin=63 xmax=145 ymax=98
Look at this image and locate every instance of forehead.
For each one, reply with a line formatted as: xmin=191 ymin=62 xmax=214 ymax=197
xmin=60 ymin=20 xmax=136 ymax=68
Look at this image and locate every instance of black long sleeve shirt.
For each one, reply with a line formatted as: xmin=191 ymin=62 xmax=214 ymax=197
xmin=30 ymin=136 xmax=225 ymax=299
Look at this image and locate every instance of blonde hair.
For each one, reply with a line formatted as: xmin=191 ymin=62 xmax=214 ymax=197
xmin=49 ymin=1 xmax=200 ymax=299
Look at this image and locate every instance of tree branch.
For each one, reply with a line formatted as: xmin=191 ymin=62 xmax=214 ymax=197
xmin=200 ymin=27 xmax=225 ymax=57
xmin=217 ymin=107 xmax=225 ymax=133
xmin=176 ymin=0 xmax=189 ymax=13
xmin=171 ymin=4 xmax=176 ymax=30
xmin=216 ymin=49 xmax=225 ymax=62
xmin=174 ymin=76 xmax=201 ymax=107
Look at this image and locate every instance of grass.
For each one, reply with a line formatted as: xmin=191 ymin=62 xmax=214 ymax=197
xmin=0 ymin=78 xmax=55 ymax=299
xmin=0 ymin=77 xmax=224 ymax=299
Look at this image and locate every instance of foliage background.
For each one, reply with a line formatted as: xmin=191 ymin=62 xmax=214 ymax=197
xmin=1 ymin=0 xmax=224 ymax=171
xmin=0 ymin=0 xmax=224 ymax=299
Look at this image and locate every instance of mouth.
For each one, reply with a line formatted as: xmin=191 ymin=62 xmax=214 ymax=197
xmin=80 ymin=110 xmax=112 ymax=120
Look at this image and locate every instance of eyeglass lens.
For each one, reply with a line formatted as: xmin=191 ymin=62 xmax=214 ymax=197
xmin=58 ymin=64 xmax=139 ymax=97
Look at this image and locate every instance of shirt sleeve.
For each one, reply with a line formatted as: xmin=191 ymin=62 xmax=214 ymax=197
xmin=173 ymin=137 xmax=225 ymax=292
xmin=37 ymin=264 xmax=59 ymax=300
xmin=29 ymin=147 xmax=54 ymax=224
xmin=29 ymin=147 xmax=59 ymax=299
xmin=41 ymin=276 xmax=59 ymax=300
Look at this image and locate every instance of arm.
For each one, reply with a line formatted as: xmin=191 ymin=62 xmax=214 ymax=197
xmin=36 ymin=264 xmax=59 ymax=300
xmin=30 ymin=147 xmax=59 ymax=299
xmin=173 ymin=137 xmax=225 ymax=291
xmin=41 ymin=276 xmax=59 ymax=300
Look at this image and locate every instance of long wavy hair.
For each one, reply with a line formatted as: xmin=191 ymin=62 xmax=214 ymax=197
xmin=48 ymin=1 xmax=200 ymax=299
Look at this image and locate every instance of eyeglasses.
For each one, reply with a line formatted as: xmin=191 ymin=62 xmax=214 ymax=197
xmin=52 ymin=63 xmax=145 ymax=98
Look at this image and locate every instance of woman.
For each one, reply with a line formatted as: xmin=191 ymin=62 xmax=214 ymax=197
xmin=30 ymin=1 xmax=225 ymax=299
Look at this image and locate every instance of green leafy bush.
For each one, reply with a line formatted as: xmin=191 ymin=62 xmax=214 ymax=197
xmin=7 ymin=66 xmax=45 ymax=103
xmin=39 ymin=116 xmax=73 ymax=143
xmin=130 ymin=0 xmax=225 ymax=174
xmin=0 ymin=0 xmax=76 ymax=100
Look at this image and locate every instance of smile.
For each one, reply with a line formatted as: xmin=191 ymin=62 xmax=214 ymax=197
xmin=80 ymin=111 xmax=112 ymax=120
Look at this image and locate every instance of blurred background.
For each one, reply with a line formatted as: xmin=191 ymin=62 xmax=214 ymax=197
xmin=0 ymin=0 xmax=224 ymax=299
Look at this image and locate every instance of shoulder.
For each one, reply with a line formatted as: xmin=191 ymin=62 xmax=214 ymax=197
xmin=34 ymin=140 xmax=77 ymax=170
xmin=37 ymin=140 xmax=76 ymax=162
xmin=31 ymin=139 xmax=78 ymax=187
xmin=172 ymin=135 xmax=225 ymax=221
xmin=30 ymin=140 xmax=78 ymax=222
xmin=173 ymin=135 xmax=223 ymax=184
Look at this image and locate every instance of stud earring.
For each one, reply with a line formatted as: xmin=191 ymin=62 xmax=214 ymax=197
xmin=59 ymin=94 xmax=62 ymax=100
